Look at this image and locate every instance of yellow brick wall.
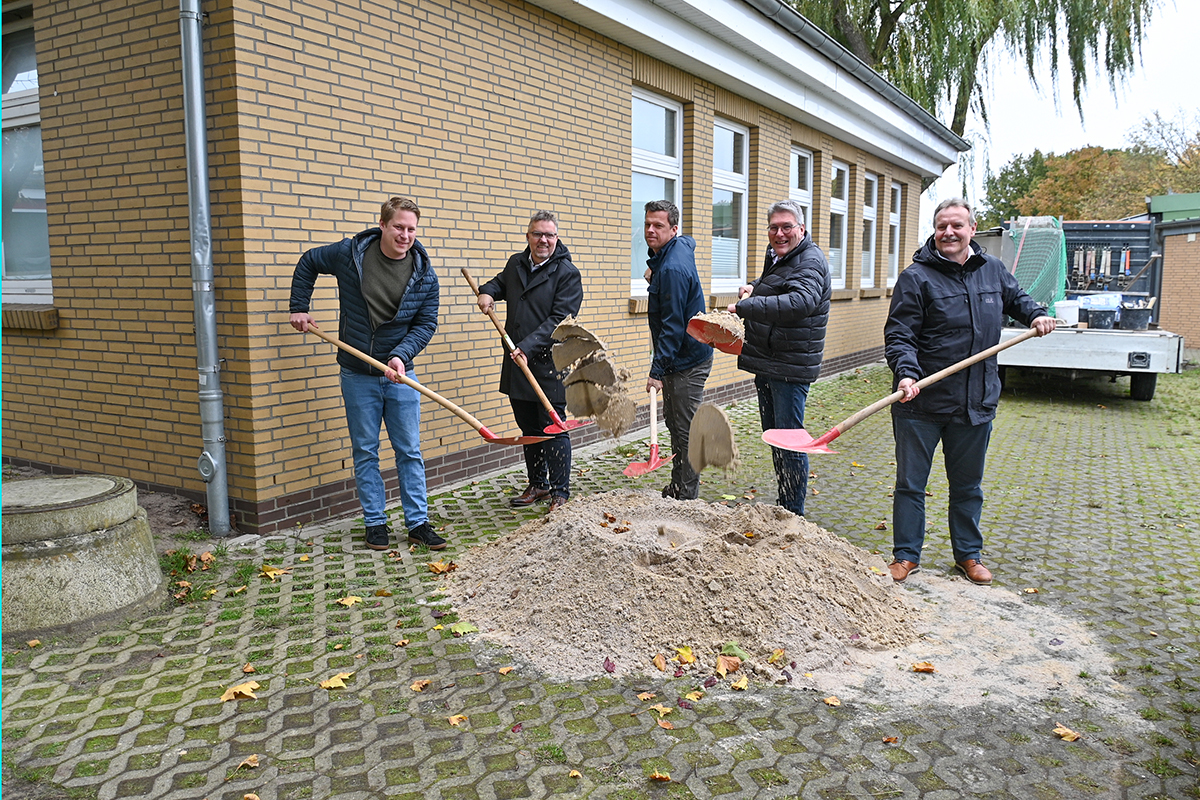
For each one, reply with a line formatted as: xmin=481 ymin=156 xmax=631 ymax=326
xmin=1159 ymin=233 xmax=1199 ymax=348
xmin=2 ymin=0 xmax=927 ymax=531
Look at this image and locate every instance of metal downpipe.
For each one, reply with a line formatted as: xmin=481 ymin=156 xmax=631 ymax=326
xmin=179 ymin=0 xmax=231 ymax=535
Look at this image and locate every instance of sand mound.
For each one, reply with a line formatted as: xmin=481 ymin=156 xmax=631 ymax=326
xmin=448 ymin=491 xmax=920 ymax=680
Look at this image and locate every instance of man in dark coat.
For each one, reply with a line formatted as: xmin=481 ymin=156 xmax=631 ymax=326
xmin=289 ymin=196 xmax=445 ymax=552
xmin=728 ymin=199 xmax=830 ymax=517
xmin=884 ymin=197 xmax=1056 ymax=585
xmin=478 ymin=211 xmax=583 ymax=513
xmin=644 ymin=200 xmax=714 ymax=500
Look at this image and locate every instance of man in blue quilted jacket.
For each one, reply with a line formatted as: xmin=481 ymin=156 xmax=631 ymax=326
xmin=289 ymin=196 xmax=445 ymax=552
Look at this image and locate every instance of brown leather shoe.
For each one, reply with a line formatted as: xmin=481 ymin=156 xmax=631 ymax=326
xmin=955 ymin=559 xmax=993 ymax=585
xmin=547 ymin=495 xmax=568 ymax=513
xmin=510 ymin=485 xmax=551 ymax=507
xmin=888 ymin=560 xmax=920 ymax=582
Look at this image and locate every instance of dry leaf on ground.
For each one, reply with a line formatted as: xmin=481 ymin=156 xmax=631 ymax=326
xmin=674 ymin=646 xmax=696 ymax=664
xmin=569 ymin=769 xmax=582 ymax=778
xmin=649 ymin=703 xmax=672 ymax=717
xmin=26 ymin=640 xmax=40 ymax=648
xmin=684 ymin=690 xmax=704 ymax=701
xmin=411 ymin=679 xmax=431 ymax=692
xmin=448 ymin=714 xmax=468 ymax=727
xmin=242 ymin=663 xmax=255 ymax=674
xmin=1053 ymin=722 xmax=1081 ymax=741
xmin=767 ymin=648 xmax=785 ymax=664
xmin=823 ymin=696 xmax=841 ymax=706
xmin=498 ymin=666 xmax=514 ymax=675
xmin=656 ymin=718 xmax=674 ymax=730
xmin=336 ymin=596 xmax=363 ymax=607
xmin=912 ymin=661 xmax=938 ymax=673
xmin=715 ymin=654 xmax=741 ymax=677
xmin=637 ymin=692 xmax=656 ymax=701
xmin=221 ymin=681 xmax=260 ymax=702
xmin=319 ymin=672 xmax=354 ymax=690
xmin=260 ymin=564 xmax=291 ymax=582
xmin=649 ymin=770 xmax=671 ymax=781
xmin=731 ymin=675 xmax=749 ymax=690
xmin=652 ymin=653 xmax=667 ymax=671
xmin=428 ymin=561 xmax=457 ymax=574
xmin=395 ymin=639 xmax=410 ymax=647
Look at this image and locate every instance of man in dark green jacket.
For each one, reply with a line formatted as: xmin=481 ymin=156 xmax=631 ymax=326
xmin=289 ymin=196 xmax=445 ymax=552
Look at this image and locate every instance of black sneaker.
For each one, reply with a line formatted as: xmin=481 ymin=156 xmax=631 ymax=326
xmin=407 ymin=522 xmax=447 ymax=551
xmin=365 ymin=524 xmax=391 ymax=551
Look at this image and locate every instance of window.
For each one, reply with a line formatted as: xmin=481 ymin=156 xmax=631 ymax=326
xmin=888 ymin=182 xmax=902 ymax=286
xmin=3 ymin=5 xmax=51 ymax=304
xmin=630 ymin=89 xmax=682 ymax=294
xmin=712 ymin=119 xmax=748 ymax=293
xmin=861 ymin=173 xmax=877 ymax=288
xmin=788 ymin=148 xmax=812 ymax=230
xmin=827 ymin=161 xmax=848 ymax=289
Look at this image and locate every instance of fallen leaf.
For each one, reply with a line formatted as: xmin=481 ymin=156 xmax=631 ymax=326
xmin=374 ymin=589 xmax=393 ymax=597
xmin=336 ymin=596 xmax=363 ymax=607
xmin=26 ymin=639 xmax=40 ymax=648
xmin=649 ymin=769 xmax=671 ymax=781
xmin=1053 ymin=722 xmax=1081 ymax=741
xmin=677 ymin=698 xmax=693 ymax=710
xmin=721 ymin=494 xmax=737 ymax=500
xmin=232 ymin=585 xmax=247 ymax=594
xmin=431 ymin=610 xmax=447 ymax=618
xmin=511 ymin=723 xmax=523 ymax=733
xmin=603 ymin=657 xmax=616 ymax=673
xmin=1024 ymin=587 xmax=1040 ymax=594
xmin=244 ymin=795 xmax=261 ymax=800
xmin=715 ymin=654 xmax=741 ymax=677
xmin=656 ymin=718 xmax=674 ymax=730
xmin=221 ymin=681 xmax=260 ymax=702
xmin=199 ymin=551 xmax=215 ymax=570
xmin=673 ymin=668 xmax=684 ymax=678
xmin=649 ymin=703 xmax=672 ymax=717
xmin=912 ymin=661 xmax=938 ymax=673
xmin=851 ymin=462 xmax=863 ymax=467
xmin=299 ymin=554 xmax=310 ymax=562
xmin=730 ymin=675 xmax=749 ymax=690
xmin=767 ymin=648 xmax=785 ymax=664
xmin=242 ymin=663 xmax=255 ymax=674
xmin=432 ymin=624 xmax=443 ymax=630
xmin=499 ymin=666 xmax=515 ymax=675
xmin=823 ymin=696 xmax=841 ymax=706
xmin=227 ymin=753 xmax=259 ymax=777
xmin=721 ymin=642 xmax=750 ymax=660
xmin=450 ymin=621 xmax=478 ymax=636
xmin=260 ymin=564 xmax=291 ymax=582
xmin=703 ymin=675 xmax=718 ymax=688
xmin=652 ymin=653 xmax=667 ymax=672
xmin=448 ymin=714 xmax=468 ymax=727
xmin=319 ymin=672 xmax=354 ymax=689
xmin=428 ymin=561 xmax=458 ymax=574
xmin=674 ymin=646 xmax=696 ymax=664
xmin=684 ymin=690 xmax=704 ymax=701
xmin=883 ymin=736 xmax=899 ymax=743
xmin=637 ymin=692 xmax=657 ymax=701
xmin=410 ymin=679 xmax=431 ymax=692
xmin=874 ymin=522 xmax=888 ymax=530
xmin=569 ymin=769 xmax=582 ymax=778
xmin=333 ymin=644 xmax=344 ymax=650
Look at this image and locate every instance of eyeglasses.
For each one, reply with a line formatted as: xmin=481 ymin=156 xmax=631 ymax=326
xmin=528 ymin=231 xmax=558 ymax=240
xmin=768 ymin=224 xmax=799 ymax=234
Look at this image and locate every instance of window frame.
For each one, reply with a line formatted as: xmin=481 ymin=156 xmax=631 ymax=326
xmin=826 ymin=160 xmax=849 ymax=290
xmin=887 ymin=182 xmax=903 ymax=287
xmin=711 ymin=117 xmax=749 ymax=294
xmin=861 ymin=173 xmax=878 ymax=289
xmin=630 ymin=88 xmax=684 ymax=296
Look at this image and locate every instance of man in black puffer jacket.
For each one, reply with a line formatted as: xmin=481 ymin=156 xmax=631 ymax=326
xmin=478 ymin=211 xmax=583 ymax=514
xmin=728 ymin=199 xmax=831 ymax=517
xmin=884 ymin=198 xmax=1055 ymax=586
xmin=289 ymin=196 xmax=444 ymax=553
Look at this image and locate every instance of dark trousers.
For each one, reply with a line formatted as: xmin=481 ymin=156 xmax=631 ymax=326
xmin=891 ymin=416 xmax=992 ymax=564
xmin=756 ymin=376 xmax=811 ymax=516
xmin=660 ymin=357 xmax=713 ymax=500
xmin=511 ymin=398 xmax=571 ymax=499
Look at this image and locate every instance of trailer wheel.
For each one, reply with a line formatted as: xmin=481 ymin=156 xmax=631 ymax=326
xmin=1130 ymin=372 xmax=1157 ymax=401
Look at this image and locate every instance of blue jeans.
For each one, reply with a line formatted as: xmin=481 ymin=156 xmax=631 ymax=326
xmin=891 ymin=416 xmax=992 ymax=564
xmin=510 ymin=398 xmax=571 ymax=498
xmin=756 ymin=376 xmax=810 ymax=516
xmin=340 ymin=368 xmax=428 ymax=530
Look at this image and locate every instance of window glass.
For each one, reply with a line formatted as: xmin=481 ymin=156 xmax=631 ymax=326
xmin=632 ymin=96 xmax=676 ymax=157
xmin=888 ymin=182 xmax=903 ymax=286
xmin=712 ymin=188 xmax=742 ymax=282
xmin=712 ymin=119 xmax=749 ymax=291
xmin=827 ymin=160 xmax=848 ymax=288
xmin=631 ymin=172 xmax=676 ymax=283
xmin=831 ymin=164 xmax=847 ymax=201
xmin=789 ymin=148 xmax=812 ymax=226
xmin=630 ymin=91 xmax=682 ymax=291
xmin=861 ymin=174 xmax=877 ymax=288
xmin=714 ymin=125 xmax=743 ymax=174
xmin=2 ymin=27 xmax=38 ymax=93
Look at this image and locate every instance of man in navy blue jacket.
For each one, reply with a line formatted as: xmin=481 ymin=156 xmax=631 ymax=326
xmin=644 ymin=200 xmax=713 ymax=500
xmin=884 ymin=198 xmax=1055 ymax=585
xmin=289 ymin=196 xmax=445 ymax=552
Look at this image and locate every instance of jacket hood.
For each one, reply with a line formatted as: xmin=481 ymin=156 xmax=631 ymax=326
xmin=647 ymin=234 xmax=696 ymax=269
xmin=525 ymin=238 xmax=573 ymax=265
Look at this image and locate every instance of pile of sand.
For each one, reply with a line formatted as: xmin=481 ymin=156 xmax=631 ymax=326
xmin=553 ymin=317 xmax=635 ymax=437
xmin=448 ymin=491 xmax=919 ymax=680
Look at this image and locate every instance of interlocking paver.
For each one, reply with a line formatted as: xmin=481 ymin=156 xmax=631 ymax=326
xmin=4 ymin=362 xmax=1199 ymax=799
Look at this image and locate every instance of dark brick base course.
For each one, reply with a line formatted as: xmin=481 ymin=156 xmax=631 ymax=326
xmin=4 ymin=347 xmax=886 ymax=535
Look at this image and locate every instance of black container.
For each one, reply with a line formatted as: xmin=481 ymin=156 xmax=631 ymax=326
xmin=1119 ymin=307 xmax=1152 ymax=330
xmin=1089 ymin=309 xmax=1117 ymax=330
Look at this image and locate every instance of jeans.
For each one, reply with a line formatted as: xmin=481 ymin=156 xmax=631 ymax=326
xmin=510 ymin=398 xmax=571 ymax=499
xmin=660 ymin=357 xmax=713 ymax=500
xmin=756 ymin=376 xmax=810 ymax=516
xmin=891 ymin=416 xmax=992 ymax=564
xmin=340 ymin=368 xmax=428 ymax=530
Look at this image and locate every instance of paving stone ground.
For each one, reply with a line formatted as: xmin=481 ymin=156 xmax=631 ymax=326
xmin=3 ymin=361 xmax=1199 ymax=800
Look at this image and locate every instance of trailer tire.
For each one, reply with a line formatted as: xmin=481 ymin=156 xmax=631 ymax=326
xmin=1130 ymin=372 xmax=1157 ymax=401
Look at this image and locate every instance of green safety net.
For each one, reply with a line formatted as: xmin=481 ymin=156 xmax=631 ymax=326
xmin=1006 ymin=218 xmax=1067 ymax=313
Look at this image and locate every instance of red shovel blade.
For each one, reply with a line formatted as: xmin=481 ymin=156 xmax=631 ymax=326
xmin=687 ymin=318 xmax=743 ymax=355
xmin=478 ymin=426 xmax=552 ymax=446
xmin=543 ymin=417 xmax=593 ymax=435
xmin=761 ymin=428 xmax=838 ymax=454
xmin=623 ymin=443 xmax=674 ymax=477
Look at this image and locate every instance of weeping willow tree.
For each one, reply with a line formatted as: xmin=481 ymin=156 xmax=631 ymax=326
xmin=790 ymin=0 xmax=1159 ymax=137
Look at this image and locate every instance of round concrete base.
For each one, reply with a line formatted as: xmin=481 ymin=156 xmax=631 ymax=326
xmin=2 ymin=476 xmax=166 ymax=640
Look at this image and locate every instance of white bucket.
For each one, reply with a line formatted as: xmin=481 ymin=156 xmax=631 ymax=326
xmin=1054 ymin=299 xmax=1079 ymax=326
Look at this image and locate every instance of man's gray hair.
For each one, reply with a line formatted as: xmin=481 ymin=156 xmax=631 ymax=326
xmin=933 ymin=197 xmax=976 ymax=226
xmin=766 ymin=200 xmax=806 ymax=228
xmin=644 ymin=200 xmax=680 ymax=228
xmin=528 ymin=210 xmax=557 ymax=228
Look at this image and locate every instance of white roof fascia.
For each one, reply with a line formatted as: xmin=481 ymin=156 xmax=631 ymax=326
xmin=529 ymin=0 xmax=964 ymax=178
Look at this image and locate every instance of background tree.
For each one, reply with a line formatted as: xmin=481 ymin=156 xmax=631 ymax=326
xmin=977 ymin=150 xmax=1048 ymax=227
xmin=790 ymin=0 xmax=1159 ymax=137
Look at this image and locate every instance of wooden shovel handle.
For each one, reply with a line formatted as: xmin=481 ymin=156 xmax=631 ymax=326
xmin=832 ymin=327 xmax=1040 ymax=438
xmin=648 ymin=386 xmax=659 ymax=446
xmin=305 ymin=325 xmax=487 ymax=432
xmin=461 ymin=267 xmax=563 ymax=422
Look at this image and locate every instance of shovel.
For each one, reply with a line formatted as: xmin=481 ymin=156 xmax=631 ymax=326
xmin=304 ymin=325 xmax=550 ymax=446
xmin=623 ymin=386 xmax=674 ymax=476
xmin=763 ymin=327 xmax=1040 ymax=454
xmin=687 ymin=315 xmax=743 ymax=355
xmin=461 ymin=268 xmax=592 ymax=435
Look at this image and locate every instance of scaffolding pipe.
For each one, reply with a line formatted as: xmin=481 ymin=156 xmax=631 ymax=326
xmin=179 ymin=0 xmax=231 ymax=535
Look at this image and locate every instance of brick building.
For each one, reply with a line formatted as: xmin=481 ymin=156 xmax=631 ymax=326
xmin=1150 ymin=193 xmax=1200 ymax=357
xmin=1 ymin=0 xmax=965 ymax=533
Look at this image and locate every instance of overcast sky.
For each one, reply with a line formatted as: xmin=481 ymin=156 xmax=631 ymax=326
xmin=922 ymin=0 xmax=1199 ymax=230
